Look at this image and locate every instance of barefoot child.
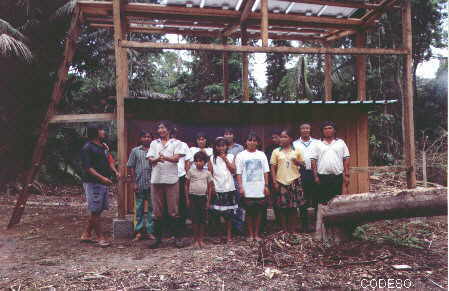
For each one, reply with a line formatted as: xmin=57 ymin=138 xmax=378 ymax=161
xmin=185 ymin=151 xmax=213 ymax=247
xmin=208 ymin=137 xmax=238 ymax=243
xmin=270 ymin=128 xmax=305 ymax=233
xmin=127 ymin=131 xmax=154 ymax=241
xmin=235 ymin=133 xmax=270 ymax=242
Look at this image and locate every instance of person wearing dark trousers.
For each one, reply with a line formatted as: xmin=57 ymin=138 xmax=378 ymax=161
xmin=311 ymin=121 xmax=350 ymax=207
xmin=293 ymin=123 xmax=320 ymax=232
xmin=146 ymin=121 xmax=186 ymax=249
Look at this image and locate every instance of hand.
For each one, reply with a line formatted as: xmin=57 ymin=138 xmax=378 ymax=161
xmin=115 ymin=171 xmax=121 ymax=179
xmin=101 ymin=177 xmax=113 ymax=185
xmin=133 ymin=183 xmax=138 ymax=192
xmin=264 ymin=185 xmax=270 ymax=197
xmin=239 ymin=187 xmax=245 ymax=196
xmin=273 ymin=181 xmax=279 ymax=191
xmin=159 ymin=154 xmax=166 ymax=162
xmin=314 ymin=176 xmax=320 ymax=184
xmin=206 ymin=200 xmax=210 ymax=209
xmin=186 ymin=198 xmax=190 ymax=209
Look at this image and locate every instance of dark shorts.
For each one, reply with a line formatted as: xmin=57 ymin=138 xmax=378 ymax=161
xmin=210 ymin=191 xmax=238 ymax=220
xmin=189 ymin=194 xmax=207 ymax=224
xmin=83 ymin=183 xmax=109 ymax=214
xmin=301 ymin=169 xmax=318 ymax=208
xmin=243 ymin=197 xmax=266 ymax=216
xmin=318 ymin=174 xmax=343 ymax=203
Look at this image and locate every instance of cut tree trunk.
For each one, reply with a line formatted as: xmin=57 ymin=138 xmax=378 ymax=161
xmin=314 ymin=187 xmax=447 ymax=245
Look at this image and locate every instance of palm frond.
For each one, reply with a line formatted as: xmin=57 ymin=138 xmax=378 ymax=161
xmin=53 ymin=0 xmax=78 ymax=18
xmin=0 ymin=19 xmax=27 ymax=41
xmin=0 ymin=34 xmax=32 ymax=62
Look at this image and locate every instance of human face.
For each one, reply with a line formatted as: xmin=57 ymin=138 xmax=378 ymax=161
xmin=140 ymin=134 xmax=152 ymax=147
xmin=216 ymin=144 xmax=227 ymax=154
xmin=157 ymin=124 xmax=169 ymax=138
xmin=279 ymin=132 xmax=292 ymax=147
xmin=246 ymin=138 xmax=258 ymax=151
xmin=300 ymin=124 xmax=311 ymax=139
xmin=196 ymin=136 xmax=207 ymax=148
xmin=322 ymin=125 xmax=335 ymax=138
xmin=224 ymin=131 xmax=234 ymax=143
xmin=272 ymin=134 xmax=280 ymax=145
xmin=98 ymin=129 xmax=107 ymax=141
xmin=194 ymin=159 xmax=205 ymax=170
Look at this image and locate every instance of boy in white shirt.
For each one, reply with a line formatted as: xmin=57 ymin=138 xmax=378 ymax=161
xmin=311 ymin=121 xmax=350 ymax=205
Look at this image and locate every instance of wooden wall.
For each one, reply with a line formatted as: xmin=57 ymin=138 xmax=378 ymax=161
xmin=124 ymin=100 xmax=370 ymax=213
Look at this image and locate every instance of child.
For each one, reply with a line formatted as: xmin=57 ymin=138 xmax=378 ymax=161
xmin=188 ymin=132 xmax=213 ymax=171
xmin=208 ymin=137 xmax=238 ymax=243
xmin=127 ymin=131 xmax=153 ymax=241
xmin=270 ymin=128 xmax=305 ymax=233
xmin=235 ymin=132 xmax=270 ymax=242
xmin=185 ymin=151 xmax=213 ymax=248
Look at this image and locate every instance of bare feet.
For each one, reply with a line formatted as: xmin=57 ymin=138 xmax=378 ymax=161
xmin=199 ymin=240 xmax=205 ymax=247
xmin=193 ymin=241 xmax=201 ymax=248
xmin=255 ymin=236 xmax=263 ymax=242
xmin=80 ymin=233 xmax=95 ymax=243
xmin=133 ymin=233 xmax=143 ymax=241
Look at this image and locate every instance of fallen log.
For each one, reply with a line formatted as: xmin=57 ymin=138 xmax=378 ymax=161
xmin=314 ymin=187 xmax=447 ymax=244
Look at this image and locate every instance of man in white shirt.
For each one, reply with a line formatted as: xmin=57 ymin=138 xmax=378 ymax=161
xmin=293 ymin=123 xmax=319 ymax=232
xmin=311 ymin=121 xmax=350 ymax=205
xmin=146 ymin=121 xmax=185 ymax=248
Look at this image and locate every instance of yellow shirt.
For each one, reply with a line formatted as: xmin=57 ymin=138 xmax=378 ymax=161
xmin=270 ymin=147 xmax=304 ymax=185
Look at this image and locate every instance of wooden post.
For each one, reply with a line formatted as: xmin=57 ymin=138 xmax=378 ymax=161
xmin=324 ymin=42 xmax=332 ymax=101
xmin=113 ymin=0 xmax=129 ymax=218
xmin=356 ymin=31 xmax=367 ymax=100
xmin=222 ymin=36 xmax=229 ymax=100
xmin=402 ymin=0 xmax=417 ymax=188
xmin=261 ymin=0 xmax=269 ymax=47
xmin=7 ymin=8 xmax=81 ymax=229
xmin=241 ymin=25 xmax=250 ymax=101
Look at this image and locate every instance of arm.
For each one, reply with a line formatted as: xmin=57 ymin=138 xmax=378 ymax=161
xmin=207 ymin=160 xmax=214 ymax=175
xmin=87 ymin=168 xmax=112 ymax=185
xmin=127 ymin=167 xmax=138 ymax=191
xmin=236 ymin=174 xmax=244 ymax=196
xmin=311 ymin=159 xmax=319 ymax=184
xmin=263 ymin=172 xmax=270 ymax=197
xmin=270 ymin=164 xmax=279 ymax=191
xmin=222 ymin=154 xmax=236 ymax=174
xmin=206 ymin=180 xmax=213 ymax=208
xmin=185 ymin=178 xmax=190 ymax=208
xmin=343 ymin=157 xmax=350 ymax=190
xmin=108 ymin=156 xmax=120 ymax=178
xmin=160 ymin=154 xmax=182 ymax=163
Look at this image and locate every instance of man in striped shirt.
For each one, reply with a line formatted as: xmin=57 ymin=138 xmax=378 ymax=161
xmin=127 ymin=131 xmax=153 ymax=241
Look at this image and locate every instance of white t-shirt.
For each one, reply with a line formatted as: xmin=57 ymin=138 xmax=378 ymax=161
xmin=293 ymin=137 xmax=319 ymax=170
xmin=235 ymin=150 xmax=270 ymax=198
xmin=312 ymin=138 xmax=350 ymax=175
xmin=146 ymin=138 xmax=184 ymax=184
xmin=210 ymin=154 xmax=236 ymax=193
xmin=177 ymin=141 xmax=191 ymax=177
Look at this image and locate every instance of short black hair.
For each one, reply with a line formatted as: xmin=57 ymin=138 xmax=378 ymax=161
xmin=193 ymin=150 xmax=209 ymax=163
xmin=245 ymin=132 xmax=261 ymax=144
xmin=196 ymin=132 xmax=207 ymax=140
xmin=280 ymin=127 xmax=295 ymax=138
xmin=224 ymin=128 xmax=235 ymax=135
xmin=139 ymin=130 xmax=151 ymax=138
xmin=321 ymin=121 xmax=337 ymax=132
xmin=271 ymin=130 xmax=280 ymax=136
xmin=299 ymin=123 xmax=312 ymax=128
xmin=86 ymin=125 xmax=102 ymax=140
xmin=157 ymin=120 xmax=174 ymax=134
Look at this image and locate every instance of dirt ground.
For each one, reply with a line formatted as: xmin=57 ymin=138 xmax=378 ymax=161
xmin=0 ymin=175 xmax=447 ymax=290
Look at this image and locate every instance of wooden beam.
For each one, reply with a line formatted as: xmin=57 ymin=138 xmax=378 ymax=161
xmin=324 ymin=42 xmax=332 ymax=101
xmin=7 ymin=8 xmax=81 ymax=229
xmin=241 ymin=25 xmax=250 ymax=101
xmin=121 ymin=40 xmax=408 ymax=55
xmin=49 ymin=113 xmax=115 ymax=123
xmin=276 ymin=0 xmax=380 ymax=10
xmin=402 ymin=0 xmax=416 ymax=188
xmin=355 ymin=31 xmax=366 ymax=100
xmin=222 ymin=0 xmax=256 ymax=36
xmin=260 ymin=0 xmax=268 ymax=47
xmin=113 ymin=0 xmax=129 ymax=218
xmin=222 ymin=37 xmax=229 ymax=100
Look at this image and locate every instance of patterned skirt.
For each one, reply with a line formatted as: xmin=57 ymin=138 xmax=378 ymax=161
xmin=273 ymin=178 xmax=305 ymax=209
xmin=209 ymin=191 xmax=239 ymax=219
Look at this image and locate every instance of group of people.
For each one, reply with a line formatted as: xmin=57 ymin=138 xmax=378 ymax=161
xmin=79 ymin=121 xmax=350 ymax=248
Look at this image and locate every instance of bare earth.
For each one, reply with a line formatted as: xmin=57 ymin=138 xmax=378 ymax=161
xmin=0 ymin=176 xmax=447 ymax=290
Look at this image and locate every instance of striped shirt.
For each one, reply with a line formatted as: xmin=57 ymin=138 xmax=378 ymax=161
xmin=127 ymin=145 xmax=151 ymax=191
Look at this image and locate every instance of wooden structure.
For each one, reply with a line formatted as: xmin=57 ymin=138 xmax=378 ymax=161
xmin=315 ymin=187 xmax=447 ymax=244
xmin=8 ymin=0 xmax=417 ymax=227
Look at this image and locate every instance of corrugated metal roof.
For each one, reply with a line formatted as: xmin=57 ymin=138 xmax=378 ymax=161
xmin=126 ymin=97 xmax=399 ymax=105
